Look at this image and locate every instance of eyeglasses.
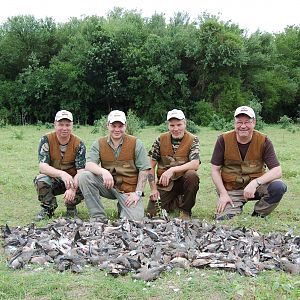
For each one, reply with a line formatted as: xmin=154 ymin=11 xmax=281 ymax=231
xmin=235 ymin=120 xmax=253 ymax=126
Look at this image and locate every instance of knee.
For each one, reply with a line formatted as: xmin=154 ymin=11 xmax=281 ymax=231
xmin=184 ymin=170 xmax=199 ymax=185
xmin=78 ymin=171 xmax=94 ymax=186
xmin=268 ymin=181 xmax=287 ymax=196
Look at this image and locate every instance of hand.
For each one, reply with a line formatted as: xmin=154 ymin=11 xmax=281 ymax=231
xmin=60 ymin=171 xmax=74 ymax=190
xmin=124 ymin=192 xmax=140 ymax=207
xmin=63 ymin=189 xmax=76 ymax=204
xmin=150 ymin=189 xmax=160 ymax=201
xmin=243 ymin=180 xmax=257 ymax=200
xmin=216 ymin=193 xmax=234 ymax=214
xmin=158 ymin=168 xmax=174 ymax=187
xmin=101 ymin=169 xmax=114 ymax=189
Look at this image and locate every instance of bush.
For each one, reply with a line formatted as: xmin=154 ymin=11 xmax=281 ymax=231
xmin=91 ymin=110 xmax=144 ymax=136
xmin=209 ymin=114 xmax=233 ymax=131
xmin=157 ymin=119 xmax=200 ymax=134
xmin=278 ymin=115 xmax=293 ymax=129
xmin=192 ymin=100 xmax=215 ymax=126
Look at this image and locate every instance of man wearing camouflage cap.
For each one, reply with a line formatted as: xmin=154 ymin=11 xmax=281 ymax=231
xmin=211 ymin=105 xmax=287 ymax=220
xmin=147 ymin=109 xmax=200 ymax=220
xmin=34 ymin=110 xmax=86 ymax=220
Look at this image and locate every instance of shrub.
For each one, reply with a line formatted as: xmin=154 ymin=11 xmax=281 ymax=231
xmin=192 ymin=100 xmax=215 ymax=126
xmin=157 ymin=119 xmax=200 ymax=133
xmin=278 ymin=115 xmax=293 ymax=129
xmin=91 ymin=110 xmax=144 ymax=136
xmin=209 ymin=114 xmax=233 ymax=131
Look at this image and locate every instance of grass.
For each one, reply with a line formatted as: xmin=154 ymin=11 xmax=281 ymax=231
xmin=0 ymin=124 xmax=300 ymax=299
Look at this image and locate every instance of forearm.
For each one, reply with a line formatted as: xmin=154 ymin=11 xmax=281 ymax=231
xmin=256 ymin=166 xmax=282 ymax=185
xmin=39 ymin=163 xmax=65 ymax=178
xmin=136 ymin=170 xmax=149 ymax=192
xmin=85 ymin=161 xmax=104 ymax=176
xmin=211 ymin=166 xmax=228 ymax=196
xmin=148 ymin=168 xmax=158 ymax=190
xmin=171 ymin=160 xmax=199 ymax=174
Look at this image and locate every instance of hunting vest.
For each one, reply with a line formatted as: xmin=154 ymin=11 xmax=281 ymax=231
xmin=99 ymin=134 xmax=138 ymax=193
xmin=157 ymin=131 xmax=195 ymax=190
xmin=47 ymin=132 xmax=80 ymax=177
xmin=221 ymin=130 xmax=266 ymax=191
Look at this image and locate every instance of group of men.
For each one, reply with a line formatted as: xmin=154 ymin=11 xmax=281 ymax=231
xmin=34 ymin=106 xmax=287 ymax=222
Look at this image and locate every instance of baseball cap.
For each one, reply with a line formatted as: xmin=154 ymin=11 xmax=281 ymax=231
xmin=167 ymin=109 xmax=185 ymax=121
xmin=107 ymin=110 xmax=126 ymax=124
xmin=234 ymin=106 xmax=255 ymax=119
xmin=55 ymin=110 xmax=73 ymax=122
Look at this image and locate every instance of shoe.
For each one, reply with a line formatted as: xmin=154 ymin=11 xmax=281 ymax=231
xmin=251 ymin=211 xmax=265 ymax=218
xmin=66 ymin=207 xmax=78 ymax=218
xmin=35 ymin=208 xmax=54 ymax=221
xmin=179 ymin=211 xmax=191 ymax=221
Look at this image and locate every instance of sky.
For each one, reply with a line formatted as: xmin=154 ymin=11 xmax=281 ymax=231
xmin=1 ymin=0 xmax=299 ymax=33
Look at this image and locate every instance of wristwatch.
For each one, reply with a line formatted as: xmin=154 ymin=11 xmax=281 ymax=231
xmin=135 ymin=191 xmax=143 ymax=198
xmin=256 ymin=178 xmax=262 ymax=186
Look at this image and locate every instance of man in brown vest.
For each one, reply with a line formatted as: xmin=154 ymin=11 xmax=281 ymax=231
xmin=78 ymin=110 xmax=150 ymax=222
xmin=34 ymin=110 xmax=86 ymax=221
xmin=211 ymin=106 xmax=287 ymax=220
xmin=147 ymin=109 xmax=200 ymax=220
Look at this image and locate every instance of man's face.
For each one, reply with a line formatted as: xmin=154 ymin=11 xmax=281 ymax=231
xmin=54 ymin=119 xmax=73 ymax=139
xmin=107 ymin=121 xmax=126 ymax=139
xmin=234 ymin=115 xmax=256 ymax=139
xmin=168 ymin=118 xmax=186 ymax=139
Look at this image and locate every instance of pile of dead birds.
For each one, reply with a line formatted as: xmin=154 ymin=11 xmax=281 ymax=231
xmin=2 ymin=218 xmax=300 ymax=280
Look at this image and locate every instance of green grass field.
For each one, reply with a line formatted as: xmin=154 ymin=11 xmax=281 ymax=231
xmin=0 ymin=124 xmax=300 ymax=299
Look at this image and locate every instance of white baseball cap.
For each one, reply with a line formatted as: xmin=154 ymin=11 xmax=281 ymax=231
xmin=234 ymin=106 xmax=255 ymax=119
xmin=107 ymin=110 xmax=126 ymax=124
xmin=167 ymin=109 xmax=185 ymax=121
xmin=55 ymin=110 xmax=73 ymax=122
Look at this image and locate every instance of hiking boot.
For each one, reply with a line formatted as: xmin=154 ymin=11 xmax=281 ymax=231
xmin=179 ymin=211 xmax=191 ymax=221
xmin=66 ymin=207 xmax=78 ymax=218
xmin=35 ymin=208 xmax=54 ymax=221
xmin=251 ymin=211 xmax=265 ymax=218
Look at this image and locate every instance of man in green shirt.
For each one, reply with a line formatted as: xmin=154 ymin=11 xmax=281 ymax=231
xmin=78 ymin=110 xmax=150 ymax=221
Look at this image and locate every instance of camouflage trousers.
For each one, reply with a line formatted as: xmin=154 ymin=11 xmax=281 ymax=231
xmin=34 ymin=174 xmax=84 ymax=212
xmin=215 ymin=179 xmax=287 ymax=220
xmin=147 ymin=170 xmax=200 ymax=216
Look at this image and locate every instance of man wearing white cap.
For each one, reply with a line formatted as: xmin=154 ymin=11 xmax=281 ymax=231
xmin=211 ymin=106 xmax=287 ymax=220
xmin=34 ymin=110 xmax=86 ymax=220
xmin=78 ymin=110 xmax=150 ymax=221
xmin=147 ymin=109 xmax=200 ymax=220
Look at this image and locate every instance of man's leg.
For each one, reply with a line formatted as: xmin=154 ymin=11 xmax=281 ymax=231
xmin=34 ymin=174 xmax=61 ymax=220
xmin=175 ymin=170 xmax=199 ymax=216
xmin=78 ymin=171 xmax=112 ymax=221
xmin=215 ymin=190 xmax=246 ymax=220
xmin=112 ymin=190 xmax=144 ymax=221
xmin=252 ymin=180 xmax=287 ymax=217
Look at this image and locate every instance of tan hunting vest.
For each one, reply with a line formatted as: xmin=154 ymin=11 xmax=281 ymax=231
xmin=221 ymin=130 xmax=266 ymax=190
xmin=47 ymin=132 xmax=80 ymax=177
xmin=99 ymin=134 xmax=138 ymax=193
xmin=157 ymin=131 xmax=195 ymax=190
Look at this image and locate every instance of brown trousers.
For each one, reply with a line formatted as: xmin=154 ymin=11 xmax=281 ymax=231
xmin=147 ymin=170 xmax=199 ymax=216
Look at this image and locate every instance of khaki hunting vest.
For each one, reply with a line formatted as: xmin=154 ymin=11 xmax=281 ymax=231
xmin=99 ymin=134 xmax=138 ymax=193
xmin=221 ymin=130 xmax=266 ymax=190
xmin=157 ymin=131 xmax=195 ymax=190
xmin=47 ymin=132 xmax=80 ymax=177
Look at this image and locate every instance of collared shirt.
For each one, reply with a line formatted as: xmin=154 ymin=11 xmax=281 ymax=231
xmin=38 ymin=135 xmax=86 ymax=169
xmin=87 ymin=136 xmax=151 ymax=171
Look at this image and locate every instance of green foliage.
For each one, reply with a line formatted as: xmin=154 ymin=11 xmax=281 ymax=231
xmin=91 ymin=110 xmax=144 ymax=136
xmin=248 ymin=98 xmax=265 ymax=130
xmin=0 ymin=13 xmax=300 ymax=125
xmin=157 ymin=119 xmax=200 ymax=133
xmin=278 ymin=115 xmax=293 ymax=129
xmin=192 ymin=100 xmax=215 ymax=126
xmin=209 ymin=114 xmax=233 ymax=131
